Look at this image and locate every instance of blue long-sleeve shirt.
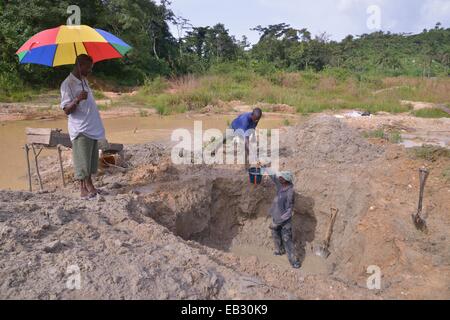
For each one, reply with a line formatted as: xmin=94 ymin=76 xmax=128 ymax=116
xmin=231 ymin=112 xmax=258 ymax=137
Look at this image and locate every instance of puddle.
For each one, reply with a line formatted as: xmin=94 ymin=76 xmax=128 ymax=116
xmin=230 ymin=243 xmax=330 ymax=275
xmin=0 ymin=114 xmax=291 ymax=190
xmin=400 ymin=140 xmax=425 ymax=149
xmin=400 ymin=132 xmax=450 ymax=149
xmin=231 ymin=244 xmax=292 ymax=268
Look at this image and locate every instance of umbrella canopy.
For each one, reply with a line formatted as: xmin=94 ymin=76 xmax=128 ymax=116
xmin=16 ymin=25 xmax=131 ymax=67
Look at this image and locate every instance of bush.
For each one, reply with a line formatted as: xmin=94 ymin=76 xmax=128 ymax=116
xmin=251 ymin=60 xmax=278 ymax=76
xmin=409 ymin=145 xmax=450 ymax=162
xmin=142 ymin=76 xmax=169 ymax=95
xmin=0 ymin=72 xmax=36 ymax=102
xmin=93 ymin=90 xmax=106 ymax=100
xmin=413 ymin=108 xmax=450 ymax=118
xmin=363 ymin=129 xmax=403 ymax=143
xmin=321 ymin=67 xmax=352 ymax=81
xmin=443 ymin=167 xmax=450 ymax=182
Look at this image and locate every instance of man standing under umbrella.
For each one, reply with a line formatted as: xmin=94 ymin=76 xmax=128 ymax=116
xmin=60 ymin=54 xmax=104 ymax=199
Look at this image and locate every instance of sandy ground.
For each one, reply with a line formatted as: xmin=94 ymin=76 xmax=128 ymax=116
xmin=339 ymin=112 xmax=450 ymax=149
xmin=0 ymin=97 xmax=299 ymax=123
xmin=0 ymin=102 xmax=143 ymax=122
xmin=1 ymin=112 xmax=449 ymax=300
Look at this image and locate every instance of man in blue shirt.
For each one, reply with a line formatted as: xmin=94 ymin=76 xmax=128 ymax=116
xmin=211 ymin=108 xmax=262 ymax=163
xmin=231 ymin=108 xmax=262 ymax=135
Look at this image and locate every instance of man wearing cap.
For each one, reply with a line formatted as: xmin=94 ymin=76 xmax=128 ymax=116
xmin=263 ymin=169 xmax=300 ymax=269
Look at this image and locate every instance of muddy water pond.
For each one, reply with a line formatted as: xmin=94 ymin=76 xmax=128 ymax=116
xmin=0 ymin=113 xmax=293 ymax=190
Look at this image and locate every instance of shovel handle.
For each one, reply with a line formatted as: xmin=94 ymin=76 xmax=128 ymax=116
xmin=417 ymin=168 xmax=429 ymax=215
xmin=324 ymin=208 xmax=339 ymax=247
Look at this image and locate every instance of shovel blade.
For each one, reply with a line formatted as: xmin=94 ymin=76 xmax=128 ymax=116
xmin=412 ymin=214 xmax=428 ymax=233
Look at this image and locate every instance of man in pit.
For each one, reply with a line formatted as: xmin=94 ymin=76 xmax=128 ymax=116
xmin=263 ymin=169 xmax=300 ymax=269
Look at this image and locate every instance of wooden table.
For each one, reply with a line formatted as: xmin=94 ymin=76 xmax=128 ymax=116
xmin=25 ymin=128 xmax=123 ymax=192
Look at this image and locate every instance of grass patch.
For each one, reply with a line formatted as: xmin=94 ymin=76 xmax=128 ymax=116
xmin=413 ymin=108 xmax=450 ymax=118
xmin=130 ymin=71 xmax=448 ymax=115
xmin=7 ymin=68 xmax=449 ymax=116
xmin=443 ymin=167 xmax=450 ymax=182
xmin=139 ymin=109 xmax=149 ymax=117
xmin=93 ymin=90 xmax=106 ymax=100
xmin=363 ymin=129 xmax=403 ymax=143
xmin=0 ymin=86 xmax=42 ymax=102
xmin=409 ymin=145 xmax=450 ymax=162
xmin=97 ymin=104 xmax=109 ymax=111
xmin=389 ymin=131 xmax=403 ymax=144
xmin=364 ymin=129 xmax=386 ymax=139
xmin=142 ymin=76 xmax=169 ymax=95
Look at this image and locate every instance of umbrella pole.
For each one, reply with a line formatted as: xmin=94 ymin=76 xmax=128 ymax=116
xmin=73 ymin=43 xmax=85 ymax=91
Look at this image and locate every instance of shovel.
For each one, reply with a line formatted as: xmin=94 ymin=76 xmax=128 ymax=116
xmin=412 ymin=168 xmax=429 ymax=233
xmin=315 ymin=208 xmax=339 ymax=259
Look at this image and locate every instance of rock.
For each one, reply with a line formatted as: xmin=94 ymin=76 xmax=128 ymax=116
xmin=43 ymin=240 xmax=62 ymax=253
xmin=48 ymin=207 xmax=72 ymax=225
xmin=111 ymin=182 xmax=123 ymax=189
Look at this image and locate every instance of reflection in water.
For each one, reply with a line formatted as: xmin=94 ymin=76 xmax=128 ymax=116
xmin=0 ymin=114 xmax=289 ymax=190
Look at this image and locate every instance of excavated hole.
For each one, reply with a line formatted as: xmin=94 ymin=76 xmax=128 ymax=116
xmin=137 ymin=174 xmax=323 ymax=270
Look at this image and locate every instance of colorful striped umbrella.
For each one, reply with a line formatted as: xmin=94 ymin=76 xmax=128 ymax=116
xmin=16 ymin=25 xmax=131 ymax=67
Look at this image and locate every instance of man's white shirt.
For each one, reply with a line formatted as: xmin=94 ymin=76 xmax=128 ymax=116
xmin=60 ymin=73 xmax=105 ymax=141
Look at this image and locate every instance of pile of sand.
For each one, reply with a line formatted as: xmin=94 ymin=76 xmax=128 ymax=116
xmin=287 ymin=116 xmax=383 ymax=166
xmin=125 ymin=143 xmax=168 ymax=167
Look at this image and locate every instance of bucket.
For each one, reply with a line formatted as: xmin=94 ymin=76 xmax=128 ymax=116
xmin=99 ymin=151 xmax=120 ymax=168
xmin=248 ymin=167 xmax=262 ymax=185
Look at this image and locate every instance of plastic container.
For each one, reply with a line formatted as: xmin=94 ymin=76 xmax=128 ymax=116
xmin=248 ymin=167 xmax=262 ymax=185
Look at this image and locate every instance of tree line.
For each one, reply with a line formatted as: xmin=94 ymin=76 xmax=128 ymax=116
xmin=1 ymin=0 xmax=449 ymax=92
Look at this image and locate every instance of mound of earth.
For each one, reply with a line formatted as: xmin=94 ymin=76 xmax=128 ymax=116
xmin=286 ymin=115 xmax=383 ymax=165
xmin=281 ymin=116 xmax=449 ymax=298
xmin=0 ymin=190 xmax=297 ymax=299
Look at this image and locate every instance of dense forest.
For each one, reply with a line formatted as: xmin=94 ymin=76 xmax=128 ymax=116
xmin=1 ymin=0 xmax=449 ymax=95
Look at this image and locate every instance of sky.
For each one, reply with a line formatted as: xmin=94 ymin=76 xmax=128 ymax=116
xmin=167 ymin=0 xmax=450 ymax=43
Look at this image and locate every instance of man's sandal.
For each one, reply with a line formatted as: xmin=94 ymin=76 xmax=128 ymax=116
xmin=94 ymin=188 xmax=108 ymax=196
xmin=81 ymin=193 xmax=97 ymax=201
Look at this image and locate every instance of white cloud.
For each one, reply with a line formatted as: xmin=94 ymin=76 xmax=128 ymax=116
xmin=421 ymin=0 xmax=450 ymax=24
xmin=168 ymin=0 xmax=450 ymax=43
xmin=337 ymin=0 xmax=358 ymax=12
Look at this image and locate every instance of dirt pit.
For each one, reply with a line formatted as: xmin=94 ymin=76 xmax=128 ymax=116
xmin=133 ymin=171 xmax=328 ymax=274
